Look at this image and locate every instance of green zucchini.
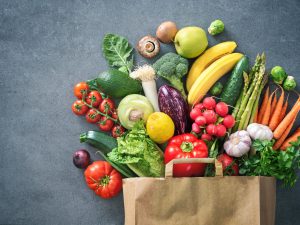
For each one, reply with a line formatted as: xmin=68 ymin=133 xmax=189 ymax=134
xmin=220 ymin=56 xmax=249 ymax=106
xmin=80 ymin=131 xmax=136 ymax=178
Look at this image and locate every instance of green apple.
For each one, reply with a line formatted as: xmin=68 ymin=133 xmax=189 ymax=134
xmin=174 ymin=26 xmax=208 ymax=58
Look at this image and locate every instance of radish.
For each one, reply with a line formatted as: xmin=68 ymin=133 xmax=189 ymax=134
xmin=202 ymin=110 xmax=217 ymax=124
xmin=203 ymin=97 xmax=216 ymax=110
xmin=190 ymin=108 xmax=202 ymax=120
xmin=217 ymin=153 xmax=239 ymax=176
xmin=201 ymin=133 xmax=212 ymax=141
xmin=195 ymin=116 xmax=206 ymax=126
xmin=215 ymin=102 xmax=228 ymax=117
xmin=216 ymin=124 xmax=227 ymax=137
xmin=223 ymin=115 xmax=236 ymax=128
xmin=192 ymin=123 xmax=201 ymax=134
xmin=206 ymin=124 xmax=217 ymax=136
xmin=194 ymin=103 xmax=205 ymax=110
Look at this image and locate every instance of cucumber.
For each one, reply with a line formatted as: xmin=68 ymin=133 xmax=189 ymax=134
xmin=87 ymin=69 xmax=142 ymax=98
xmin=80 ymin=131 xmax=136 ymax=178
xmin=220 ymin=56 xmax=249 ymax=106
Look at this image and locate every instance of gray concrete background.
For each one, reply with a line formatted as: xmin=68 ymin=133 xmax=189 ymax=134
xmin=0 ymin=0 xmax=300 ymax=224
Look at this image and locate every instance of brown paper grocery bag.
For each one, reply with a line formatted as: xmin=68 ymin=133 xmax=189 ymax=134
xmin=123 ymin=158 xmax=276 ymax=225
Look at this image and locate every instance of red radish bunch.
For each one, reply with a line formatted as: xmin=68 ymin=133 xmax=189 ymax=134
xmin=190 ymin=97 xmax=236 ymax=141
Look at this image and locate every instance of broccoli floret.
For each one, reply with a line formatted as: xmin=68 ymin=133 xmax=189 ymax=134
xmin=153 ymin=53 xmax=188 ymax=98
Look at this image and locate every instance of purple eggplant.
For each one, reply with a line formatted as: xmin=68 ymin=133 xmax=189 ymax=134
xmin=158 ymin=85 xmax=189 ymax=134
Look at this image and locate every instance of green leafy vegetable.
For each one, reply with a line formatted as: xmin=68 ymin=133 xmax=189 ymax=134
xmin=102 ymin=33 xmax=134 ymax=74
xmin=108 ymin=120 xmax=164 ymax=177
xmin=239 ymin=138 xmax=300 ymax=187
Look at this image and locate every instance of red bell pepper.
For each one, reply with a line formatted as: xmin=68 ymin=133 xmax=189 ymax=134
xmin=164 ymin=133 xmax=208 ymax=177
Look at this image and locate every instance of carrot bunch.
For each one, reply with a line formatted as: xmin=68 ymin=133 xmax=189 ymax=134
xmin=256 ymin=86 xmax=300 ymax=150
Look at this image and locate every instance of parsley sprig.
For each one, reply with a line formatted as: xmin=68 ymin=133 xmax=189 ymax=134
xmin=239 ymin=137 xmax=300 ymax=187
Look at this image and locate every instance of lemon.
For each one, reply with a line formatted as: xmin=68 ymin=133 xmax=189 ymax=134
xmin=146 ymin=112 xmax=175 ymax=144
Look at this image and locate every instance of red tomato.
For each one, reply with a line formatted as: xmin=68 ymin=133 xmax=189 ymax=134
xmin=203 ymin=97 xmax=216 ymax=110
xmin=86 ymin=91 xmax=102 ymax=107
xmin=111 ymin=111 xmax=118 ymax=120
xmin=217 ymin=153 xmax=239 ymax=176
xmin=99 ymin=99 xmax=115 ymax=114
xmin=72 ymin=100 xmax=89 ymax=116
xmin=98 ymin=116 xmax=114 ymax=131
xmin=190 ymin=108 xmax=202 ymax=120
xmin=223 ymin=115 xmax=236 ymax=128
xmin=111 ymin=125 xmax=125 ymax=138
xmin=202 ymin=110 xmax=217 ymax=124
xmin=165 ymin=134 xmax=208 ymax=177
xmin=216 ymin=124 xmax=227 ymax=137
xmin=84 ymin=161 xmax=122 ymax=199
xmin=86 ymin=109 xmax=100 ymax=123
xmin=74 ymin=82 xmax=89 ymax=99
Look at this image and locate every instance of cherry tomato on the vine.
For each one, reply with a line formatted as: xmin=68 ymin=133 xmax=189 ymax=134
xmin=72 ymin=100 xmax=89 ymax=116
xmin=98 ymin=116 xmax=114 ymax=131
xmin=111 ymin=111 xmax=118 ymax=120
xmin=86 ymin=109 xmax=101 ymax=123
xmin=111 ymin=125 xmax=125 ymax=138
xmin=99 ymin=99 xmax=115 ymax=114
xmin=86 ymin=91 xmax=102 ymax=107
xmin=74 ymin=82 xmax=89 ymax=99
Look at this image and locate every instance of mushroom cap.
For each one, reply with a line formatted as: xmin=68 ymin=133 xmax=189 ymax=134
xmin=137 ymin=35 xmax=160 ymax=58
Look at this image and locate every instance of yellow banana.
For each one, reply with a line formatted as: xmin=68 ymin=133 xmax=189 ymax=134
xmin=188 ymin=53 xmax=243 ymax=106
xmin=186 ymin=41 xmax=237 ymax=91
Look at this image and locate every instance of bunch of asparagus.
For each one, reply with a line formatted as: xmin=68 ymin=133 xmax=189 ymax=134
xmin=232 ymin=53 xmax=268 ymax=131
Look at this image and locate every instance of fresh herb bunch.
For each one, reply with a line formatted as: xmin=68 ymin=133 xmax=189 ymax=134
xmin=239 ymin=138 xmax=300 ymax=187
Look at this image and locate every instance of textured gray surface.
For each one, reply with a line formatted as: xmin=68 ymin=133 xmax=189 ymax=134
xmin=0 ymin=0 xmax=300 ymax=224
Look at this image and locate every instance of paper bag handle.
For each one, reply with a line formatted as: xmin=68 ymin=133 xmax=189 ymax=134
xmin=165 ymin=158 xmax=223 ymax=178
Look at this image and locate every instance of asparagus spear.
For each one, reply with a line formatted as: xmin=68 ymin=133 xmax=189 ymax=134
xmin=233 ymin=54 xmax=265 ymax=132
xmin=235 ymin=54 xmax=264 ymax=120
xmin=249 ymin=75 xmax=268 ymax=124
xmin=238 ymin=54 xmax=266 ymax=130
xmin=232 ymin=72 xmax=250 ymax=119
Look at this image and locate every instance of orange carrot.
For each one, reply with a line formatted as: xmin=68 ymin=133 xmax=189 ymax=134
xmin=273 ymin=117 xmax=296 ymax=150
xmin=280 ymin=127 xmax=300 ymax=150
xmin=258 ymin=87 xmax=270 ymax=123
xmin=269 ymin=87 xmax=284 ymax=131
xmin=273 ymin=98 xmax=300 ymax=139
xmin=261 ymin=90 xmax=276 ymax=125
xmin=253 ymin=107 xmax=258 ymax=123
xmin=270 ymin=94 xmax=277 ymax=115
xmin=279 ymin=100 xmax=288 ymax=122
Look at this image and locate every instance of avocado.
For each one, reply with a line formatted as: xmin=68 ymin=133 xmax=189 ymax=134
xmin=90 ymin=69 xmax=142 ymax=98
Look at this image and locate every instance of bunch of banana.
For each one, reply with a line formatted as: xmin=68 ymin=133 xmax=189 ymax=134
xmin=187 ymin=41 xmax=243 ymax=105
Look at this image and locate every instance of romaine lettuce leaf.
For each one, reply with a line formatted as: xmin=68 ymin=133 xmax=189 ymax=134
xmin=108 ymin=121 xmax=164 ymax=177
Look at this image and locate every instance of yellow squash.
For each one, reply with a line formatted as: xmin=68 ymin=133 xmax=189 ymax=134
xmin=186 ymin=41 xmax=237 ymax=91
xmin=188 ymin=53 xmax=243 ymax=106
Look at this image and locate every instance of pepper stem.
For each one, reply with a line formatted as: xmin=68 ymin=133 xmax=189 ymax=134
xmin=180 ymin=142 xmax=193 ymax=152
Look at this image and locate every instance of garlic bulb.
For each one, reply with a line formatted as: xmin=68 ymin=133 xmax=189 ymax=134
xmin=224 ymin=130 xmax=251 ymax=157
xmin=247 ymin=123 xmax=273 ymax=141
